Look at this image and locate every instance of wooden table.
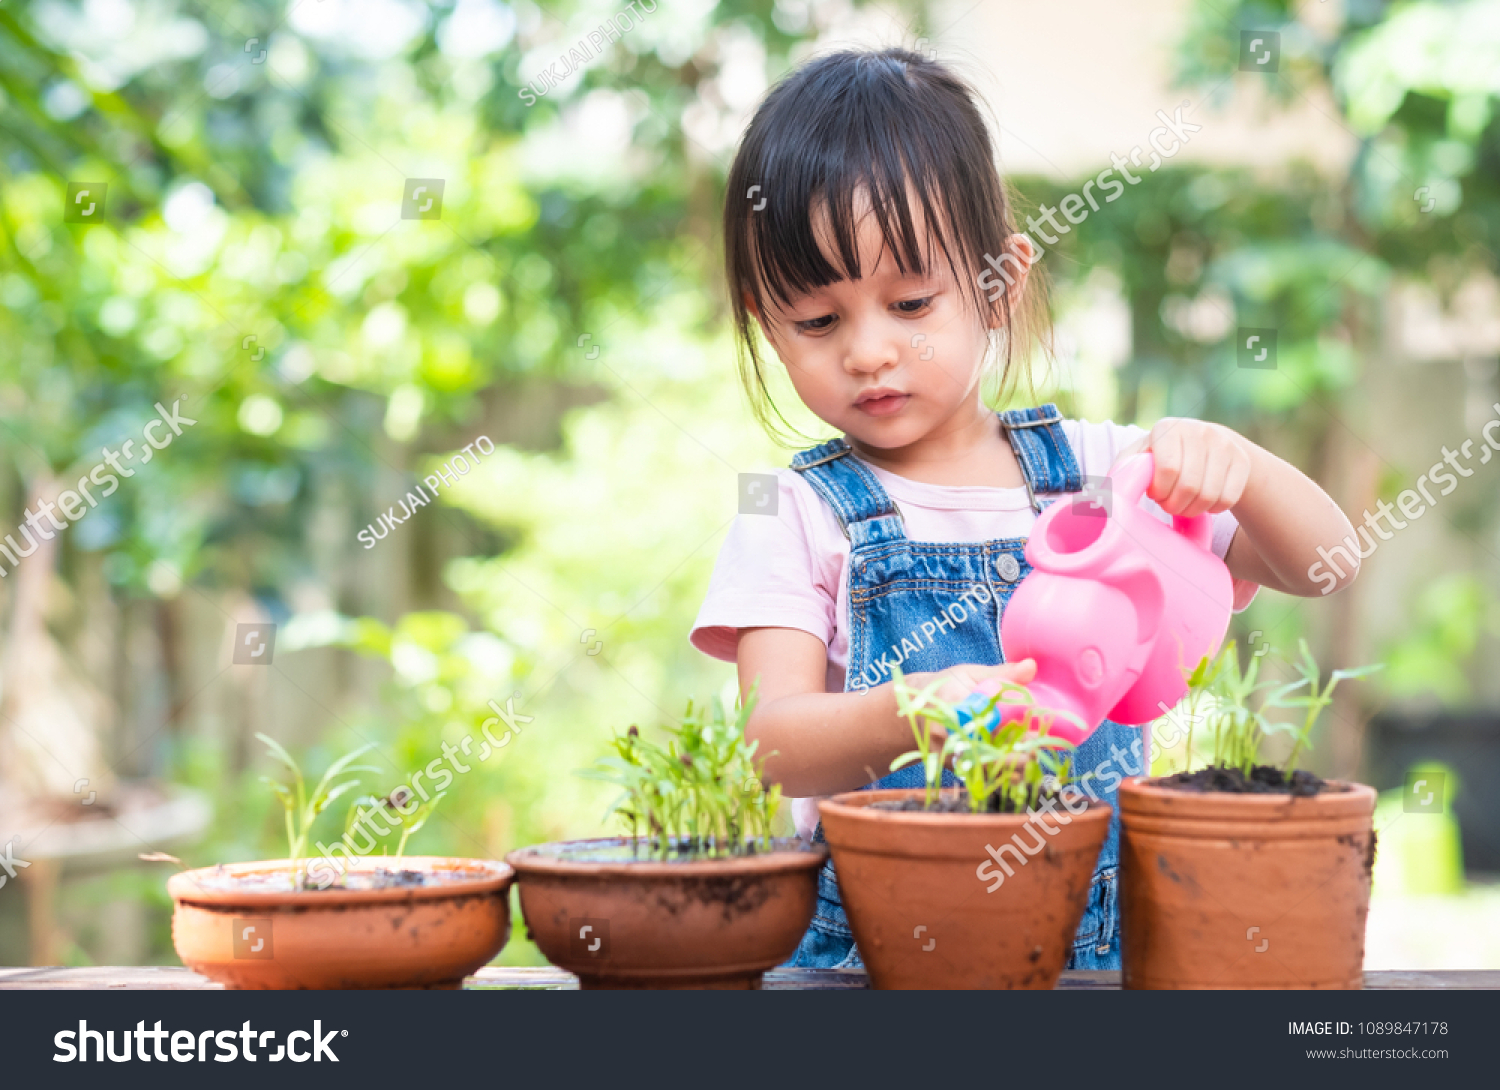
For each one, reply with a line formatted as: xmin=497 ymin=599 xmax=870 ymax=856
xmin=2 ymin=966 xmax=1497 ymax=989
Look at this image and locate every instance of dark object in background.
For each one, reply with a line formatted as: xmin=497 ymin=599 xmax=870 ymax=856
xmin=1366 ymin=710 xmax=1500 ymax=875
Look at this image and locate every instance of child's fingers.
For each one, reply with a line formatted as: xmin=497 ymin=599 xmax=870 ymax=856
xmin=1146 ymin=420 xmax=1184 ymax=502
xmin=1183 ymin=431 xmax=1251 ymax=517
xmin=997 ymin=658 xmax=1037 ymax=683
xmin=982 ymin=659 xmax=1036 ymax=687
xmin=1161 ymin=446 xmax=1206 ymax=515
xmin=967 ymin=659 xmax=1037 ymax=696
xmin=1180 ymin=445 xmax=1230 ymax=519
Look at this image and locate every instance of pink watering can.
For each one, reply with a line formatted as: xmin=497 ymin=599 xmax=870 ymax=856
xmin=962 ymin=453 xmax=1233 ymax=745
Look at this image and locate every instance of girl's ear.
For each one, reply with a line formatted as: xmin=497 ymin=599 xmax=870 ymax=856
xmin=984 ymin=233 xmax=1037 ymax=330
xmin=744 ymin=290 xmax=776 ymax=344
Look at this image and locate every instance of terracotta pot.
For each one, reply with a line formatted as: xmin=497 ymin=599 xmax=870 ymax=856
xmin=818 ymin=789 xmax=1111 ymax=989
xmin=506 ymin=838 xmax=826 ymax=988
xmin=1119 ymin=777 xmax=1377 ymax=989
xmin=169 ymin=857 xmax=513 ymax=989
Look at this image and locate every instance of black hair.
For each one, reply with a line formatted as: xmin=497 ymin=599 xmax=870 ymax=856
xmin=723 ymin=47 xmax=1050 ymax=443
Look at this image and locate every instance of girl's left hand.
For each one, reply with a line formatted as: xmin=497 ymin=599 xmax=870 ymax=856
xmin=1114 ymin=418 xmax=1255 ymax=518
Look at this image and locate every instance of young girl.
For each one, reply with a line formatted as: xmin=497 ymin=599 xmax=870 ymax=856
xmin=690 ymin=48 xmax=1359 ymax=970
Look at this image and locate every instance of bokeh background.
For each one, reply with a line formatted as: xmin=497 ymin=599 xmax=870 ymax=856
xmin=1 ymin=0 xmax=1498 ymax=969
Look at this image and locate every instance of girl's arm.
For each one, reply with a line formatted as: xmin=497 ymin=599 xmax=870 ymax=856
xmin=1220 ymin=442 xmax=1357 ymax=596
xmin=1121 ymin=418 xmax=1359 ymax=597
xmin=736 ymin=626 xmax=1036 ymax=797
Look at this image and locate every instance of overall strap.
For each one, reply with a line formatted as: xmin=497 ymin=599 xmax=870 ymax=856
xmin=789 ymin=438 xmax=906 ymax=548
xmin=997 ymin=403 xmax=1084 ymax=512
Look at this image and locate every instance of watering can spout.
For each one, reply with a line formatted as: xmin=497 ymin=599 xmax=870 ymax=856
xmin=963 ymin=453 xmax=1234 ymax=744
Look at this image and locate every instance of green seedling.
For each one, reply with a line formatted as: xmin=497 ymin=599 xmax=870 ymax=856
xmin=1270 ymin=639 xmax=1383 ymax=772
xmin=256 ymin=732 xmax=379 ymax=885
xmin=341 ymin=787 xmax=448 ymax=858
xmin=889 ymin=664 xmax=1075 ymax=814
xmin=1177 ymin=639 xmax=1381 ymax=775
xmin=579 ymin=684 xmax=781 ymax=858
xmin=396 ymin=791 xmax=446 ymax=857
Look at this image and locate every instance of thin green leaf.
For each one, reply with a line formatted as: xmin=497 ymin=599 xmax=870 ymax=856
xmin=314 ymin=779 xmax=365 ymax=815
xmin=255 ymin=732 xmax=301 ymax=777
xmin=310 ymin=743 xmax=380 ymax=801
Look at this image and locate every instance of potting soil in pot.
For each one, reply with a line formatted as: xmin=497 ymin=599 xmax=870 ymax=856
xmin=868 ymin=789 xmax=1065 ymax=814
xmin=191 ymin=866 xmax=489 ymax=892
xmin=1156 ymin=764 xmax=1348 ymax=796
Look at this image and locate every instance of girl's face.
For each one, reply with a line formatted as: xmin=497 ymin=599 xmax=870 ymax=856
xmin=754 ymin=196 xmax=1017 ymax=453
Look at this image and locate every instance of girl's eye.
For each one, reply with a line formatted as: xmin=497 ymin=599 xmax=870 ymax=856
xmin=795 ymin=314 xmax=836 ymax=332
xmin=894 ymin=297 xmax=932 ymax=315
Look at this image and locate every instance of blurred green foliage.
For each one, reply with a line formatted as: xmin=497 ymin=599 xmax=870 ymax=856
xmin=2 ymin=0 xmax=1498 ymax=965
xmin=0 ymin=0 xmax=832 ymax=593
xmin=0 ymin=0 xmax=876 ymax=965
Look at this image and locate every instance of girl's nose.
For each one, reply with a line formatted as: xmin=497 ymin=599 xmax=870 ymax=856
xmin=841 ymin=317 xmax=900 ymax=376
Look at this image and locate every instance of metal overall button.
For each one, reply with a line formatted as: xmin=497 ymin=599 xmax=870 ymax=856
xmin=995 ymin=553 xmax=1021 ymax=582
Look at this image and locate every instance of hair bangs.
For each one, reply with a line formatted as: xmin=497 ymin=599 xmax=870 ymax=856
xmin=746 ymin=150 xmax=969 ymax=320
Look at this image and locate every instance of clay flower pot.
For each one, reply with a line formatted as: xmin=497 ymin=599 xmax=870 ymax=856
xmin=169 ymin=856 xmax=514 ymax=989
xmin=1119 ymin=777 xmax=1377 ymax=989
xmin=818 ymin=789 xmax=1112 ymax=989
xmin=506 ymin=838 xmax=826 ymax=988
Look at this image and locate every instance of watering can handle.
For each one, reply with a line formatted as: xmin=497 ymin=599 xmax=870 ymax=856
xmin=1110 ymin=452 xmax=1215 ymax=551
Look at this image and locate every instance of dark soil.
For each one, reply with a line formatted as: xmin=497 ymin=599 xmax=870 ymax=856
xmin=1156 ymin=764 xmax=1347 ymax=797
xmin=627 ymin=836 xmax=772 ymax=861
xmin=869 ymin=789 xmax=1069 ymax=815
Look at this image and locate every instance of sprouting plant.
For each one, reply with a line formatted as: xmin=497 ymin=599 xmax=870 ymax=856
xmin=889 ymin=664 xmax=1075 ymax=814
xmin=1270 ymin=640 xmax=1383 ymax=772
xmin=1176 ymin=647 xmax=1228 ymax=773
xmin=1206 ymin=639 xmax=1283 ymax=773
xmin=257 ymin=732 xmax=379 ymax=881
xmin=1176 ymin=639 xmax=1381 ymax=775
xmin=578 ymin=684 xmax=782 ymax=858
xmin=341 ymin=787 xmax=448 ymax=859
xmin=396 ymin=792 xmax=446 ymax=857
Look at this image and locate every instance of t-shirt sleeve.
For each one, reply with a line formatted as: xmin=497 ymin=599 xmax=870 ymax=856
xmin=689 ymin=469 xmax=840 ymax=663
xmin=1070 ymin=418 xmax=1260 ymax=613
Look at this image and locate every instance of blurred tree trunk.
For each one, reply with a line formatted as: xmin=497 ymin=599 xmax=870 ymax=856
xmin=24 ymin=859 xmax=60 ymax=967
xmin=0 ymin=480 xmax=113 ymax=807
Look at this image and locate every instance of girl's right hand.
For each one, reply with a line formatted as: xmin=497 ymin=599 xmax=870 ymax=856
xmin=905 ymin=658 xmax=1037 ymax=708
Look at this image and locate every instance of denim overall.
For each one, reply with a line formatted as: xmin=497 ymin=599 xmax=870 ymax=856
xmin=786 ymin=403 xmax=1128 ymax=971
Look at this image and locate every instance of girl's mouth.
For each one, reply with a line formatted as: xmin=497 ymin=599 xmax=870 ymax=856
xmin=855 ymin=393 xmax=911 ymax=417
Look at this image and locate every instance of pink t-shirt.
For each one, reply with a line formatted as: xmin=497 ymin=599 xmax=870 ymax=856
xmin=691 ymin=417 xmax=1258 ymax=681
